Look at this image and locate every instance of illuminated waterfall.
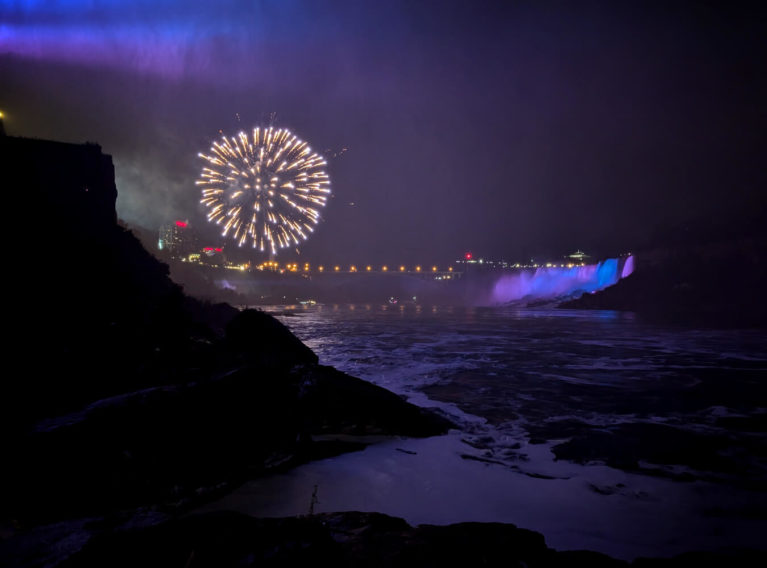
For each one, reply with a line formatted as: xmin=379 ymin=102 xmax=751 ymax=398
xmin=621 ymin=254 xmax=635 ymax=279
xmin=491 ymin=256 xmax=633 ymax=304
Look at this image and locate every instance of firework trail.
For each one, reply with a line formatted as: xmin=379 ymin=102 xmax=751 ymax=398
xmin=197 ymin=126 xmax=331 ymax=254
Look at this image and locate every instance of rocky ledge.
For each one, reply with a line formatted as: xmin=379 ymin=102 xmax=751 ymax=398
xmin=4 ymin=510 xmax=766 ymax=568
xmin=4 ymin=306 xmax=453 ymax=528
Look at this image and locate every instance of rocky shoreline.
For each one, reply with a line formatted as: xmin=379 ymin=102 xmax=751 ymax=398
xmin=5 ymin=509 xmax=767 ymax=567
xmin=2 ymin=222 xmax=456 ymax=565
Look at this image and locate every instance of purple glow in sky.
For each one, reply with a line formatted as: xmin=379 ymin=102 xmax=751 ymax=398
xmin=1 ymin=1 xmax=287 ymax=80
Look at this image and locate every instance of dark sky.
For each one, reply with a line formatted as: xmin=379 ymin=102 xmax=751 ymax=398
xmin=2 ymin=1 xmax=765 ymax=264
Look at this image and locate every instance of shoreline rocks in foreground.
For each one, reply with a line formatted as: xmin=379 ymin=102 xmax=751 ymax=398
xmin=5 ymin=307 xmax=454 ymax=527
xmin=4 ymin=510 xmax=765 ymax=568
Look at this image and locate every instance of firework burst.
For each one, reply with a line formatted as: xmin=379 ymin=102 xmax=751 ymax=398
xmin=197 ymin=126 xmax=331 ymax=254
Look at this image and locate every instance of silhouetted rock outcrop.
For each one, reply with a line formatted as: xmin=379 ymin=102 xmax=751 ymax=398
xmin=225 ymin=308 xmax=318 ymax=368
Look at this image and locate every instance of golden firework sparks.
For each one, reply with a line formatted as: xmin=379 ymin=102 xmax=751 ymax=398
xmin=197 ymin=126 xmax=331 ymax=254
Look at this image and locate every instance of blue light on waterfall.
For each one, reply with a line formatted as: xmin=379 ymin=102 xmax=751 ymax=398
xmin=491 ymin=257 xmax=630 ymax=304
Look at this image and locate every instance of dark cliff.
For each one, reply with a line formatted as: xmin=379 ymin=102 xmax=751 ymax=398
xmin=1 ymin=134 xmax=452 ymax=536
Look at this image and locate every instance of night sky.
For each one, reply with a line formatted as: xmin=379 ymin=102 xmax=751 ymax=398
xmin=2 ymin=1 xmax=765 ymax=265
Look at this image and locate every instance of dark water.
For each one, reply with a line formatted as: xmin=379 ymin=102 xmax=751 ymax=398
xmin=276 ymin=304 xmax=766 ymax=454
xmin=213 ymin=304 xmax=767 ymax=559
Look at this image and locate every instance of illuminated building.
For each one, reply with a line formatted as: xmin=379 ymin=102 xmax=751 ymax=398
xmin=567 ymin=250 xmax=590 ymax=263
xmin=157 ymin=220 xmax=199 ymax=258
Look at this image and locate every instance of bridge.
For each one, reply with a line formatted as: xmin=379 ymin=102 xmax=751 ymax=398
xmin=260 ymin=262 xmax=462 ymax=280
xmin=226 ymin=260 xmax=588 ymax=277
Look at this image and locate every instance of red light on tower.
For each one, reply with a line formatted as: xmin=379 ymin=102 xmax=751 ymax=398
xmin=465 ymin=252 xmax=472 ymax=260
xmin=175 ymin=221 xmax=188 ymax=228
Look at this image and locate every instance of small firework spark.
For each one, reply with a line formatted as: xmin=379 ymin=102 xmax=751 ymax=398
xmin=197 ymin=126 xmax=331 ymax=254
